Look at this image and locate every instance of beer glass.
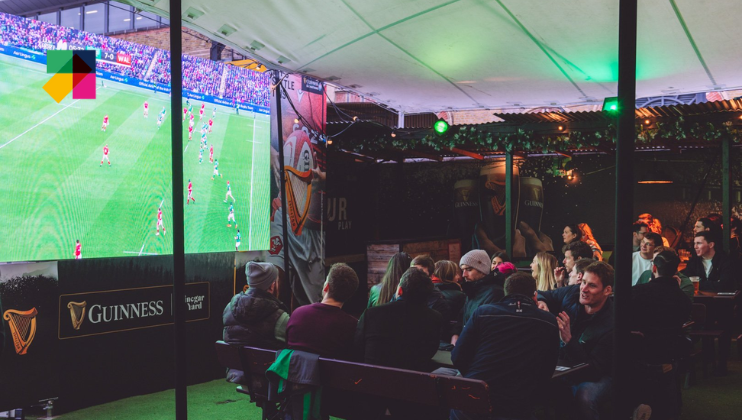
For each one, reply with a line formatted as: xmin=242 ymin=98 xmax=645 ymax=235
xmin=453 ymin=179 xmax=479 ymax=247
xmin=479 ymin=161 xmax=519 ymax=247
xmin=689 ymin=276 xmax=700 ymax=295
xmin=518 ymin=177 xmax=544 ymax=233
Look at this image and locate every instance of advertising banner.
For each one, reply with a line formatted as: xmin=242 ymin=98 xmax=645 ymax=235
xmin=58 ymin=283 xmax=209 ymax=339
xmin=268 ymin=73 xmax=327 ymax=305
xmin=0 ymin=262 xmax=60 ymax=412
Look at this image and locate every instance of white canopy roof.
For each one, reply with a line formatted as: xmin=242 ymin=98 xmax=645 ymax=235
xmin=125 ymin=0 xmax=742 ymax=113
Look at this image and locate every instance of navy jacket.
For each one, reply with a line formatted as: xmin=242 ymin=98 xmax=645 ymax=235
xmin=452 ymin=294 xmax=559 ymax=419
xmin=681 ymin=251 xmax=735 ymax=292
xmin=452 ymin=273 xmax=505 ymax=336
xmin=560 ymin=299 xmax=614 ymax=383
xmin=538 ymin=284 xmax=581 ymax=319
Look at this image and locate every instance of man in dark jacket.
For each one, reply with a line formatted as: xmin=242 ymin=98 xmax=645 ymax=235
xmin=555 ymin=261 xmax=614 ymax=420
xmin=451 ymin=249 xmax=504 ymax=344
xmin=355 ymin=267 xmax=441 ymax=371
xmin=451 ymin=272 xmax=560 ymax=420
xmin=223 ymin=262 xmax=289 ymax=383
xmin=681 ymin=231 xmax=734 ymax=292
xmin=629 ymin=251 xmax=692 ymax=419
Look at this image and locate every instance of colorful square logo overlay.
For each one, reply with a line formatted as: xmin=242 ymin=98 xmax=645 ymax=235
xmin=43 ymin=50 xmax=96 ymax=103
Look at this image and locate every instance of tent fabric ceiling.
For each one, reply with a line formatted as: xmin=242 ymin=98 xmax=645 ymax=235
xmin=125 ymin=0 xmax=742 ymax=114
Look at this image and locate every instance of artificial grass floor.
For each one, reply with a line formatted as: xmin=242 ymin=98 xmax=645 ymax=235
xmin=54 ymin=341 xmax=742 ymax=420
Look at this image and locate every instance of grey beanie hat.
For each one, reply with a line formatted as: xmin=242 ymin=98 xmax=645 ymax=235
xmin=247 ymin=262 xmax=278 ymax=290
xmin=459 ymin=250 xmax=491 ymax=276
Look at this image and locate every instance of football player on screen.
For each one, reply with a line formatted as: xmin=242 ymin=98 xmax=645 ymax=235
xmin=143 ymin=101 xmax=149 ymax=118
xmin=212 ymin=159 xmax=222 ymax=180
xmin=224 ymin=181 xmax=235 ymax=203
xmin=74 ymin=240 xmax=82 ymax=259
xmin=156 ymin=207 xmax=166 ymax=236
xmin=235 ymin=230 xmax=241 ymax=251
xmin=101 ymin=114 xmax=109 ymax=131
xmin=227 ymin=204 xmax=236 ymax=228
xmin=100 ymin=144 xmax=111 ymax=166
xmin=187 ymin=179 xmax=195 ymax=205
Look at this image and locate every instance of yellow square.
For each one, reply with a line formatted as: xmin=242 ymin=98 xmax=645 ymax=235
xmin=43 ymin=73 xmax=73 ymax=103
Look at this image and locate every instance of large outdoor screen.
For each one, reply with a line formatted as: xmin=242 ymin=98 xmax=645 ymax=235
xmin=0 ymin=13 xmax=271 ymax=261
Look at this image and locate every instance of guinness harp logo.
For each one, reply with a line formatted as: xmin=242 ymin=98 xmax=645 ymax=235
xmin=67 ymin=301 xmax=87 ymax=330
xmin=3 ymin=308 xmax=38 ymax=355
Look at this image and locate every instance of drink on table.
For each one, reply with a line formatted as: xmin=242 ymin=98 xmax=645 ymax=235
xmin=689 ymin=276 xmax=700 ymax=295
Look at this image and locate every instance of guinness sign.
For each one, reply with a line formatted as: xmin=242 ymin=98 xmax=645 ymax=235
xmin=58 ymin=283 xmax=210 ymax=339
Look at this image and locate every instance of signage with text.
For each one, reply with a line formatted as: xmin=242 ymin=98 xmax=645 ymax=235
xmin=58 ymin=283 xmax=210 ymax=339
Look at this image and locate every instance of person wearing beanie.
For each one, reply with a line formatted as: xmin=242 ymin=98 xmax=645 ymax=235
xmin=450 ymin=249 xmax=505 ymax=345
xmin=223 ymin=262 xmax=289 ymax=384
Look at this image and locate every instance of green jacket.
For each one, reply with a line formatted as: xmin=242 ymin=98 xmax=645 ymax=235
xmin=636 ymin=270 xmax=694 ymax=302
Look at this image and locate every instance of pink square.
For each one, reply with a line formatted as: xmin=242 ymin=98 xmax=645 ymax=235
xmin=72 ymin=73 xmax=96 ymax=99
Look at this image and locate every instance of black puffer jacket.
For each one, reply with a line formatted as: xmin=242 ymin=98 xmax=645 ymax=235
xmin=223 ymin=288 xmax=289 ymax=350
xmin=451 ymin=273 xmax=505 ymax=336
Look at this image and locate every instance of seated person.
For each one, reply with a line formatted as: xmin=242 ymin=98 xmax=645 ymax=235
xmin=368 ymin=252 xmax=411 ymax=308
xmin=434 ymin=260 xmax=466 ymax=342
xmin=223 ymin=262 xmax=289 ymax=383
xmin=681 ymin=231 xmax=734 ymax=292
xmin=355 ymin=267 xmax=441 ymax=372
xmin=490 ymin=251 xmax=510 ymax=273
xmin=554 ymin=261 xmax=614 ymax=420
xmin=632 ymin=232 xmax=662 ymax=286
xmin=451 ymin=272 xmax=559 ymax=420
xmin=411 ymin=254 xmax=451 ymax=323
xmin=635 ymin=246 xmax=694 ymax=301
xmin=450 ymin=250 xmax=504 ymax=345
xmin=286 ymin=263 xmax=359 ymax=359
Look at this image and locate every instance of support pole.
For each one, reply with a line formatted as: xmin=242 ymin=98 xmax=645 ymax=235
xmin=505 ymin=152 xmax=514 ymax=257
xmin=169 ymin=1 xmax=187 ymax=419
xmin=613 ymin=0 xmax=637 ymax=419
xmin=722 ymin=137 xmax=731 ymax=252
xmin=273 ymin=74 xmax=292 ymax=295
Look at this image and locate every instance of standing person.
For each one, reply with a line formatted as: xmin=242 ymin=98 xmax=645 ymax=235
xmin=74 ymin=240 xmax=82 ymax=259
xmin=182 ymin=107 xmax=188 ymax=122
xmin=451 ymin=249 xmax=504 ymax=345
xmin=101 ymin=114 xmax=109 ymax=131
xmin=227 ymin=204 xmax=236 ymax=228
xmin=224 ymin=181 xmax=235 ymax=203
xmin=531 ymin=251 xmax=559 ymax=290
xmin=212 ymin=159 xmax=222 ymax=180
xmin=100 ymin=144 xmax=111 ymax=167
xmin=451 ymin=272 xmax=559 ymax=420
xmin=187 ymin=179 xmax=195 ymax=204
xmin=562 ymin=224 xmax=583 ymax=247
xmin=212 ymin=106 xmax=217 ymax=119
xmin=554 ymin=261 xmax=615 ymax=420
xmin=287 ymin=263 xmax=359 ymax=359
xmin=368 ymin=252 xmax=412 ymax=308
xmin=209 ymin=144 xmax=214 ymax=163
xmin=198 ymin=147 xmax=204 ymax=164
xmin=156 ymin=207 xmax=166 ymax=236
xmin=208 ymin=118 xmax=214 ymax=133
xmin=234 ymin=230 xmax=241 ymax=251
xmin=199 ymin=102 xmax=205 ymax=120
xmin=632 ymin=233 xmax=661 ymax=286
xmin=188 ymin=122 xmax=194 ymax=140
xmin=143 ymin=101 xmax=149 ymax=118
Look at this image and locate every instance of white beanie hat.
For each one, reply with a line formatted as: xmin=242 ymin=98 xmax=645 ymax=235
xmin=459 ymin=250 xmax=491 ymax=276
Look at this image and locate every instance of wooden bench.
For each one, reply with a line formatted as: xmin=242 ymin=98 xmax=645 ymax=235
xmin=215 ymin=341 xmax=491 ymax=418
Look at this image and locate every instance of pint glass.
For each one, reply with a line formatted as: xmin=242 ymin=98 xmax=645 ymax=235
xmin=453 ymin=179 xmax=479 ymax=248
xmin=479 ymin=161 xmax=519 ymax=247
xmin=518 ymin=177 xmax=544 ymax=233
xmin=690 ymin=276 xmax=700 ymax=295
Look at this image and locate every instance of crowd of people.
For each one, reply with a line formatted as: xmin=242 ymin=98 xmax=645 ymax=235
xmin=222 ymin=210 xmax=740 ymax=420
xmin=0 ymin=12 xmax=270 ymax=108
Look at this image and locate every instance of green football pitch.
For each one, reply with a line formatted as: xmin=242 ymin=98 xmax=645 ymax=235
xmin=0 ymin=55 xmax=271 ymax=261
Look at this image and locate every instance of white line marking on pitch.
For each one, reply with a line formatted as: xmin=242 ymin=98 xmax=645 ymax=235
xmin=184 ymin=143 xmax=189 ymax=153
xmin=0 ymin=99 xmax=80 ymax=150
xmin=123 ymin=251 xmax=159 ymax=255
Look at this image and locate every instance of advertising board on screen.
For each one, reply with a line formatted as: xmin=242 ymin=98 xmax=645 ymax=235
xmin=0 ymin=12 xmax=272 ymax=261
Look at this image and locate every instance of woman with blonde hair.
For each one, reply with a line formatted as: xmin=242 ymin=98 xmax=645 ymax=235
xmin=530 ymin=252 xmax=559 ymax=291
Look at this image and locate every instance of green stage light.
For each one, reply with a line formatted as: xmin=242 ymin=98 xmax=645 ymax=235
xmin=434 ymin=119 xmax=449 ymax=135
xmin=602 ymin=97 xmax=619 ymax=113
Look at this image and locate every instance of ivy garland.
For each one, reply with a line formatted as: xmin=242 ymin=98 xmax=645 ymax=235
xmin=336 ymin=117 xmax=742 ymax=155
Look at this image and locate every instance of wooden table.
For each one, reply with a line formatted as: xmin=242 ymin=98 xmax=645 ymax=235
xmin=693 ymin=290 xmax=740 ymax=372
xmin=433 ymin=350 xmax=589 ymax=380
